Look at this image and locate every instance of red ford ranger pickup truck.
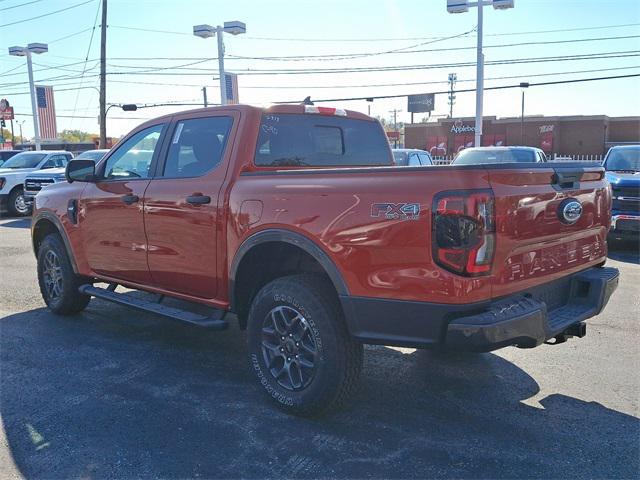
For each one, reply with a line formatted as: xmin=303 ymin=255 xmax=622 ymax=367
xmin=31 ymin=104 xmax=619 ymax=415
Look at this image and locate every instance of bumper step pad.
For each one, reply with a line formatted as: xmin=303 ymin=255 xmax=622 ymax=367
xmin=446 ymin=267 xmax=619 ymax=351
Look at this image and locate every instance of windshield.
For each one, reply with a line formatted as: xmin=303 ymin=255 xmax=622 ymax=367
xmin=604 ymin=148 xmax=640 ymax=172
xmin=454 ymin=149 xmax=536 ymax=164
xmin=0 ymin=152 xmax=46 ymax=169
xmin=76 ymin=150 xmax=107 ymax=161
xmin=393 ymin=151 xmax=408 ymax=165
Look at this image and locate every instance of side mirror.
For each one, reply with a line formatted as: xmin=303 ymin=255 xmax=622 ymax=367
xmin=65 ymin=159 xmax=96 ymax=183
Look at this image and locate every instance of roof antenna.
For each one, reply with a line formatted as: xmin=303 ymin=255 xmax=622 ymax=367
xmin=302 ymin=96 xmax=314 ymax=106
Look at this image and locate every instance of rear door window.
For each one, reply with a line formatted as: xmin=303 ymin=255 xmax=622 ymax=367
xmin=163 ymin=116 xmax=233 ymax=178
xmin=254 ymin=114 xmax=391 ymax=167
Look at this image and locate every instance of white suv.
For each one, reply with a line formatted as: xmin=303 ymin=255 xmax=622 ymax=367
xmin=0 ymin=150 xmax=73 ymax=216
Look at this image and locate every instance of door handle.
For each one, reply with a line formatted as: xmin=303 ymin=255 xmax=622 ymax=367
xmin=121 ymin=194 xmax=139 ymax=205
xmin=186 ymin=194 xmax=211 ymax=205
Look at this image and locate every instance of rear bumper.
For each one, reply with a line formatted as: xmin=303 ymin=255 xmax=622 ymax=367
xmin=340 ymin=266 xmax=619 ymax=352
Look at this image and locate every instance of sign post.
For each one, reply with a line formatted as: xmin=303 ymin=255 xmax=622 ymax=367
xmin=408 ymin=94 xmax=435 ymax=124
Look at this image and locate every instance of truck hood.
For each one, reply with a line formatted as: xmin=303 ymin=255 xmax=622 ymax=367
xmin=26 ymin=167 xmax=66 ymax=178
xmin=605 ymin=171 xmax=640 ymax=187
xmin=0 ymin=167 xmax=38 ymax=175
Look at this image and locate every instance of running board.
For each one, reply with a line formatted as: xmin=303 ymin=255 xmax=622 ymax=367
xmin=79 ymin=284 xmax=229 ymax=330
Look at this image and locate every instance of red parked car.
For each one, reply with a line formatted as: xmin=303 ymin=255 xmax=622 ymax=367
xmin=31 ymin=104 xmax=618 ymax=415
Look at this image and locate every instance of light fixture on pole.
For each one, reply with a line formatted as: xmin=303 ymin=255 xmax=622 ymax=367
xmin=8 ymin=43 xmax=48 ymax=151
xmin=447 ymin=0 xmax=514 ymax=147
xmin=519 ymin=82 xmax=529 ymax=145
xmin=366 ymin=98 xmax=374 ymax=116
xmin=193 ymin=21 xmax=246 ymax=106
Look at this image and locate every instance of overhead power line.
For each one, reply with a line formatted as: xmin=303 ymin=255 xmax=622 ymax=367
xmin=227 ymin=34 xmax=640 ymax=62
xmin=0 ymin=0 xmax=43 ymax=12
xmin=273 ymin=73 xmax=640 ymax=104
xmin=244 ymin=22 xmax=640 ymax=42
xmin=4 ymin=65 xmax=639 ymax=97
xmin=48 ymin=27 xmax=95 ymax=44
xmin=2 ymin=50 xmax=638 ymax=88
xmin=0 ymin=0 xmax=95 ymax=28
xmin=68 ymin=0 xmax=102 ymax=128
xmin=105 ymin=22 xmax=640 ymax=43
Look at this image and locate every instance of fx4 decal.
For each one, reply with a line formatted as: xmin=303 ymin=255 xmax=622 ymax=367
xmin=371 ymin=202 xmax=421 ymax=220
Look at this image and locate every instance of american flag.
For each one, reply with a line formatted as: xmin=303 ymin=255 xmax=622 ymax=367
xmin=36 ymin=85 xmax=58 ymax=139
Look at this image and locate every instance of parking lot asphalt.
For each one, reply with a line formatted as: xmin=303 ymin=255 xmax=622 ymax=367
xmin=0 ymin=216 xmax=639 ymax=479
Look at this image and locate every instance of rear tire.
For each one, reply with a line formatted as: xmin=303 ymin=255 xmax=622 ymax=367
xmin=8 ymin=187 xmax=30 ymax=217
xmin=37 ymin=233 xmax=91 ymax=315
xmin=247 ymin=274 xmax=363 ymax=416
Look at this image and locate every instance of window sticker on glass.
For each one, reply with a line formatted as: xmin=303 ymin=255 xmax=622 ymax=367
xmin=261 ymin=124 xmax=278 ymax=135
xmin=172 ymin=122 xmax=185 ymax=144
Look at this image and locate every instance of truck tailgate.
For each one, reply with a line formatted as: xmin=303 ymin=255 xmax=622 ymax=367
xmin=488 ymin=164 xmax=611 ymax=299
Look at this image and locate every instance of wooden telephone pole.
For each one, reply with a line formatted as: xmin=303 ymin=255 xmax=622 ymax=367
xmin=99 ymin=0 xmax=107 ymax=148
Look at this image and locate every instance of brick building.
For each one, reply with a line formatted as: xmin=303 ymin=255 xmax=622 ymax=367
xmin=404 ymin=115 xmax=640 ymax=157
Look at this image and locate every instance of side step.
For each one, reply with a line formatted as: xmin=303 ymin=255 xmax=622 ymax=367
xmin=79 ymin=284 xmax=229 ymax=330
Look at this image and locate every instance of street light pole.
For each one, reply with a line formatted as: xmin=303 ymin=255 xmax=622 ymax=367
xmin=520 ymin=82 xmax=529 ymax=145
xmin=17 ymin=120 xmax=25 ymax=145
xmin=447 ymin=0 xmax=514 ymax=147
xmin=475 ymin=2 xmax=484 ymax=147
xmin=10 ymin=44 xmax=48 ymax=150
xmin=193 ymin=21 xmax=246 ymax=107
xmin=216 ymin=26 xmax=227 ymax=106
xmin=24 ymin=51 xmax=41 ymax=151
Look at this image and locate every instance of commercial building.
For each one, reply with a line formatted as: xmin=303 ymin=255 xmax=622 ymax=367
xmin=405 ymin=115 xmax=640 ymax=157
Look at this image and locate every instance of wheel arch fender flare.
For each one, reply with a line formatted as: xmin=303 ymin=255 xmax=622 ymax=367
xmin=31 ymin=211 xmax=79 ymax=273
xmin=229 ymin=228 xmax=349 ymax=311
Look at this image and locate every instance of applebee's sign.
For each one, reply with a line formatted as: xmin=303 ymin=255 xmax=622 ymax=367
xmin=451 ymin=120 xmax=475 ymax=134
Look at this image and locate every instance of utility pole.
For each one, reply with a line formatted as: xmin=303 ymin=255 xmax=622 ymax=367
xmin=202 ymin=87 xmax=209 ymax=107
xmin=448 ymin=73 xmax=457 ymax=118
xmin=99 ymin=0 xmax=107 ymax=148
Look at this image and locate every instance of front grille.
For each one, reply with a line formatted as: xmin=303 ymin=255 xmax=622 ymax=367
xmin=612 ymin=185 xmax=640 ymax=213
xmin=616 ymin=219 xmax=640 ymax=232
xmin=24 ymin=178 xmax=54 ymax=193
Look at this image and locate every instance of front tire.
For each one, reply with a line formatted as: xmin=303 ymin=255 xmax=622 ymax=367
xmin=37 ymin=233 xmax=91 ymax=315
xmin=247 ymin=274 xmax=363 ymax=416
xmin=8 ymin=187 xmax=30 ymax=217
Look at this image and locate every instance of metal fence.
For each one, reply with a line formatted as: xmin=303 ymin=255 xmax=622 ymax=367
xmin=431 ymin=153 xmax=603 ymax=165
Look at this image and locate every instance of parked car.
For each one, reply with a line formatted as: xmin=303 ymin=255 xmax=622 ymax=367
xmin=392 ymin=148 xmax=433 ymax=166
xmin=23 ymin=149 xmax=109 ymax=207
xmin=0 ymin=150 xmax=73 ymax=216
xmin=453 ymin=146 xmax=548 ymax=164
xmin=31 ymin=104 xmax=618 ymax=415
xmin=0 ymin=149 xmax=22 ymax=167
xmin=603 ymin=145 xmax=640 ymax=239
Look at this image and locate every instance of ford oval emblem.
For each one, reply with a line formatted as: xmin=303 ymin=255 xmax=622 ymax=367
xmin=558 ymin=199 xmax=583 ymax=224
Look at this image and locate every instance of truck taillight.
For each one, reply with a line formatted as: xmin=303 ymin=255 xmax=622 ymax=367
xmin=432 ymin=190 xmax=495 ymax=276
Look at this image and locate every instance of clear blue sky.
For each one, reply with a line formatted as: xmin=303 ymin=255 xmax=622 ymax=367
xmin=1 ymin=0 xmax=639 ymax=138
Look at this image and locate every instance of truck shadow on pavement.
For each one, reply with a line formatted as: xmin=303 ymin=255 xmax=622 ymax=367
xmin=607 ymin=239 xmax=640 ymax=265
xmin=1 ymin=304 xmax=638 ymax=479
xmin=0 ymin=218 xmax=31 ymax=229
